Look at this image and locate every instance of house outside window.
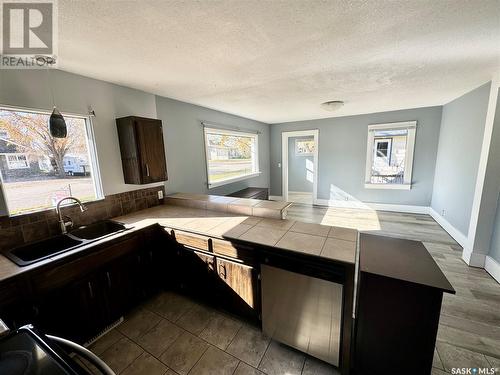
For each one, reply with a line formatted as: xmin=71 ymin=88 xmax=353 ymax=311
xmin=0 ymin=106 xmax=103 ymax=216
xmin=6 ymin=153 xmax=29 ymax=169
xmin=203 ymin=126 xmax=260 ymax=188
xmin=364 ymin=121 xmax=417 ymax=190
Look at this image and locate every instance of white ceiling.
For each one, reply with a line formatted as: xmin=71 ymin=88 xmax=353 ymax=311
xmin=58 ymin=0 xmax=500 ymax=123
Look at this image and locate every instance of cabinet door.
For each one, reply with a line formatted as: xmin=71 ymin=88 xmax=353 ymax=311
xmin=135 ymin=118 xmax=167 ymax=183
xmin=215 ymin=258 xmax=260 ymax=320
xmin=178 ymin=248 xmax=216 ymax=300
xmin=37 ymin=274 xmax=106 ymax=344
xmin=103 ymin=253 xmax=142 ymax=320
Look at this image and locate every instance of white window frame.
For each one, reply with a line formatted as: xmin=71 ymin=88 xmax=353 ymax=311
xmin=203 ymin=126 xmax=260 ymax=188
xmin=0 ymin=104 xmax=104 ymax=216
xmin=5 ymin=153 xmax=30 ymax=169
xmin=364 ymin=121 xmax=417 ymax=190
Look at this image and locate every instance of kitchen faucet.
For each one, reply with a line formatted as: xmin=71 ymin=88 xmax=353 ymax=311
xmin=56 ymin=197 xmax=88 ymax=234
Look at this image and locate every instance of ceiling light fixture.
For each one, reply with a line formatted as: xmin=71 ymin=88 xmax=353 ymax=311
xmin=321 ymin=100 xmax=344 ymax=112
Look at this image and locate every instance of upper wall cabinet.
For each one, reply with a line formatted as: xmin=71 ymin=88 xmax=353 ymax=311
xmin=116 ymin=116 xmax=168 ymax=184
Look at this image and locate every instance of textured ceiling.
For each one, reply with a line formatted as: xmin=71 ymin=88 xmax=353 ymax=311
xmin=58 ymin=0 xmax=500 ymax=123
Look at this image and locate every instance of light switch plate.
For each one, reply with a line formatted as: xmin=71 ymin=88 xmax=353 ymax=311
xmin=158 ymin=190 xmax=164 ymax=199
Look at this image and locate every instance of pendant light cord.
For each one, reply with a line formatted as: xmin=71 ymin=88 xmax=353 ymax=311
xmin=46 ymin=59 xmax=56 ymax=109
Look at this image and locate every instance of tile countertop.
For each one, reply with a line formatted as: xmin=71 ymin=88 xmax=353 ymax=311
xmin=165 ymin=193 xmax=292 ymax=218
xmin=114 ymin=204 xmax=358 ymax=265
xmin=0 ymin=203 xmax=357 ymax=283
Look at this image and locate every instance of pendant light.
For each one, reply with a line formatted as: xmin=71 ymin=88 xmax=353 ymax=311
xmin=44 ymin=56 xmax=67 ymax=138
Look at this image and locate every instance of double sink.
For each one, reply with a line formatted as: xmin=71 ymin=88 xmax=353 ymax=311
xmin=4 ymin=220 xmax=129 ymax=266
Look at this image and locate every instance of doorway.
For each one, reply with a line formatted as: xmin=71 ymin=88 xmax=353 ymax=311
xmin=282 ymin=130 xmax=319 ymax=205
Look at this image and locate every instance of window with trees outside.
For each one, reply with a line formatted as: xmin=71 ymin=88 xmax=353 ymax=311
xmin=204 ymin=127 xmax=260 ymax=188
xmin=364 ymin=121 xmax=417 ymax=190
xmin=0 ymin=107 xmax=103 ymax=215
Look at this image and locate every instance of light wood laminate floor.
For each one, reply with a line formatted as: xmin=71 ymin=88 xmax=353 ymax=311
xmin=286 ymin=203 xmax=500 ymax=374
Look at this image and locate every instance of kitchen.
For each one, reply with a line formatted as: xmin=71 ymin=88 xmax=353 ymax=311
xmin=0 ymin=1 xmax=500 ymax=375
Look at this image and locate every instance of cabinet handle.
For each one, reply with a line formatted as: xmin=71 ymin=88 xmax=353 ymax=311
xmin=88 ymin=282 xmax=94 ymax=299
xmin=106 ymin=271 xmax=112 ymax=289
xmin=146 ymin=163 xmax=150 ymax=177
xmin=219 ymin=263 xmax=227 ymax=279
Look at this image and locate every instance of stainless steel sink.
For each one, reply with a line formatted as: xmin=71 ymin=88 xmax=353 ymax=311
xmin=69 ymin=220 xmax=127 ymax=240
xmin=6 ymin=235 xmax=84 ymax=266
xmin=4 ymin=220 xmax=130 ymax=266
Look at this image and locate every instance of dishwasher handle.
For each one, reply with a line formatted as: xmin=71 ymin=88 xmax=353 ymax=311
xmin=46 ymin=334 xmax=116 ymax=375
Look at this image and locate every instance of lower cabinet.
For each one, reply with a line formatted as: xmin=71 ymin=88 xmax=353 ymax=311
xmin=215 ymin=258 xmax=260 ymax=320
xmin=33 ymin=230 xmax=165 ymax=344
xmin=37 ymin=273 xmax=107 ymax=343
xmin=170 ymin=241 xmax=261 ymax=321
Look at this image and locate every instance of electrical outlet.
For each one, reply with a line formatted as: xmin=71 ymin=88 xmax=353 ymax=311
xmin=441 ymin=209 xmax=445 ymax=217
xmin=158 ymin=190 xmax=164 ymax=200
xmin=278 ymin=162 xmax=281 ymax=168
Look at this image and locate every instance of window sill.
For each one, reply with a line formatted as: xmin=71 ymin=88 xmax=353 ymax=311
xmin=208 ymin=172 xmax=261 ymax=189
xmin=364 ymin=183 xmax=411 ymax=190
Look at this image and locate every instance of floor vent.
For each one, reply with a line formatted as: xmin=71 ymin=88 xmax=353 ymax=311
xmin=83 ymin=317 xmax=124 ymax=348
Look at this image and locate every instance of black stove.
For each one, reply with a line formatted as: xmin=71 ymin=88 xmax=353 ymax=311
xmin=0 ymin=326 xmax=87 ymax=375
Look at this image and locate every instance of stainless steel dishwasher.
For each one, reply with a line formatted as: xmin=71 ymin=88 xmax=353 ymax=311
xmin=261 ymin=264 xmax=343 ymax=366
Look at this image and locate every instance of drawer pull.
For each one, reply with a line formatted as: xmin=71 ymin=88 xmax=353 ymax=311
xmin=106 ymin=272 xmax=112 ymax=289
xmin=88 ymin=282 xmax=94 ymax=299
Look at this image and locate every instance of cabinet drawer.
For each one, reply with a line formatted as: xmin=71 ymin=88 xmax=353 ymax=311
xmin=32 ymin=236 xmax=142 ymax=293
xmin=173 ymin=230 xmax=210 ymax=252
xmin=211 ymin=239 xmax=255 ymax=264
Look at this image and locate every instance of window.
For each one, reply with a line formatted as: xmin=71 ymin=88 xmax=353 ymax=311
xmin=203 ymin=126 xmax=260 ymax=188
xmin=295 ymin=138 xmax=315 ymax=156
xmin=6 ymin=153 xmax=29 ymax=169
xmin=364 ymin=121 xmax=416 ymax=190
xmin=0 ymin=106 xmax=103 ymax=215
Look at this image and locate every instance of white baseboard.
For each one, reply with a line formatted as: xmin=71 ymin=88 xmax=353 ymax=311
xmin=428 ymin=208 xmax=468 ymax=248
xmin=269 ymin=195 xmax=283 ymax=201
xmin=461 ymin=247 xmax=486 ymax=268
xmin=314 ymin=198 xmax=429 ymax=214
xmin=485 ymin=256 xmax=500 ymax=283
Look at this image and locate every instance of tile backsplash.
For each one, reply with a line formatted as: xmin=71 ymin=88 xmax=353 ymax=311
xmin=0 ymin=186 xmax=165 ymax=252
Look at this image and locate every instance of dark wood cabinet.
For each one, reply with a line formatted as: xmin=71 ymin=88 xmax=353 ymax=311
xmin=354 ymin=234 xmax=455 ymax=375
xmin=116 ymin=116 xmax=168 ymax=184
xmin=28 ymin=231 xmax=165 ymax=344
xmin=215 ymin=257 xmax=260 ymax=320
xmin=37 ymin=273 xmax=107 ymax=343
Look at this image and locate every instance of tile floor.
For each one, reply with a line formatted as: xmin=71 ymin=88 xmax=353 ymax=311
xmin=80 ymin=291 xmax=339 ymax=375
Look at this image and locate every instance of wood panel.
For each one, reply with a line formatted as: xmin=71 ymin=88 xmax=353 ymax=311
xmin=116 ymin=116 xmax=167 ymax=184
xmin=216 ymin=257 xmax=259 ymax=311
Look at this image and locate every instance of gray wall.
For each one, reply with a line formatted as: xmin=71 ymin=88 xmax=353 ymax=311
xmin=0 ymin=69 xmax=160 ymax=216
xmin=490 ymin=195 xmax=500 ymax=263
xmin=431 ymin=82 xmax=491 ymax=237
xmin=477 ymin=89 xmax=500 ymax=261
xmin=270 ymin=106 xmax=443 ymax=206
xmin=288 ymin=136 xmax=314 ymax=192
xmin=155 ymin=96 xmax=270 ymax=196
xmin=0 ymin=69 xmax=269 ymax=216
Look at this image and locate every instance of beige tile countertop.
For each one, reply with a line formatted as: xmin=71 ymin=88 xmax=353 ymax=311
xmin=165 ymin=193 xmax=292 ymax=219
xmin=0 ymin=203 xmax=357 ymax=283
xmin=115 ymin=204 xmax=358 ymax=265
